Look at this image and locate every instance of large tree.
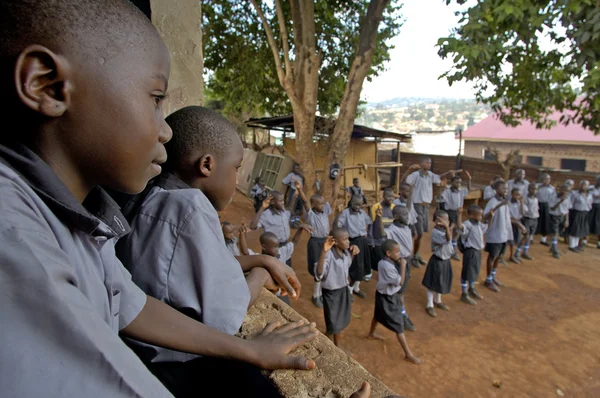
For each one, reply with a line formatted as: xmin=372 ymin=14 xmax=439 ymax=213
xmin=204 ymin=1 xmax=402 ymax=202
xmin=438 ymin=0 xmax=600 ymax=133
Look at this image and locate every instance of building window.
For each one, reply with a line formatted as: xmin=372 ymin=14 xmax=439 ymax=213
xmin=526 ymin=156 xmax=543 ymax=166
xmin=483 ymin=149 xmax=495 ymax=161
xmin=560 ymin=158 xmax=586 ymax=171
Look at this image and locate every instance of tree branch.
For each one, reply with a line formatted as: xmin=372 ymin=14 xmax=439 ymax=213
xmin=249 ymin=0 xmax=286 ymax=88
xmin=273 ymin=0 xmax=292 ymax=80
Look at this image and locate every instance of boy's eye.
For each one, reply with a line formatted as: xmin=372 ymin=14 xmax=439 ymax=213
xmin=153 ymin=94 xmax=166 ymax=106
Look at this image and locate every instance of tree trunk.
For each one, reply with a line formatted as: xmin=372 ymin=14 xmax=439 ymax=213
xmin=321 ymin=0 xmax=391 ymax=205
xmin=292 ymin=106 xmax=317 ymax=195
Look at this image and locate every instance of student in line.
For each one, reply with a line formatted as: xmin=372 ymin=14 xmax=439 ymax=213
xmin=536 ymin=173 xmax=555 ymax=246
xmin=589 ymin=176 xmax=600 ymax=249
xmin=483 ymin=181 xmax=512 ymax=292
xmin=441 ymin=171 xmax=472 ymax=260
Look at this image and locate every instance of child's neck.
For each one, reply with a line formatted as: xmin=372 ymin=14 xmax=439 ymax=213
xmin=468 ymin=217 xmax=479 ymax=223
xmin=312 ymin=207 xmax=322 ymax=213
xmin=393 ymin=219 xmax=408 ymax=227
xmin=333 ymin=246 xmax=345 ymax=256
xmin=451 ymin=186 xmax=459 ymax=191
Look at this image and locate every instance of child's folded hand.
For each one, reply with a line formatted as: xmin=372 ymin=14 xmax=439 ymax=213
xmin=263 ymin=257 xmax=301 ymax=299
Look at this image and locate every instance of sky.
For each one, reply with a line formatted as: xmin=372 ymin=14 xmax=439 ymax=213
xmin=361 ymin=0 xmax=477 ymax=103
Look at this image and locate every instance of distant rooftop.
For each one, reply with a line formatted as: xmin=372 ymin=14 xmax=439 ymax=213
xmin=464 ymin=111 xmax=600 ymax=145
xmin=246 ymin=114 xmax=412 ymax=142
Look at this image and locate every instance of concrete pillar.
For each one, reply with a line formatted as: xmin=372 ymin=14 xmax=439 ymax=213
xmin=150 ymin=0 xmax=204 ymax=115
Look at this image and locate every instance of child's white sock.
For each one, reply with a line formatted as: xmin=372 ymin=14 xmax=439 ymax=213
xmin=313 ymin=281 xmax=322 ymax=298
xmin=435 ymin=292 xmax=442 ymax=303
xmin=569 ymin=236 xmax=579 ymax=248
xmin=353 ymin=281 xmax=361 ymax=292
xmin=426 ymin=290 xmax=434 ymax=308
xmin=540 ymin=236 xmax=547 ymax=243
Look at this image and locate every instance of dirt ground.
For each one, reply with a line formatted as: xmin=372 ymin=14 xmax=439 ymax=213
xmin=222 ymin=192 xmax=600 ymax=397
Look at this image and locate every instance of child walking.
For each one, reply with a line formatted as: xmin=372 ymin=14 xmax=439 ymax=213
xmin=337 ymin=195 xmax=373 ymax=299
xmin=250 ymin=177 xmax=269 ymax=213
xmin=536 ymin=173 xmax=555 ymax=246
xmin=458 ymin=205 xmax=490 ymax=305
xmin=441 ymin=171 xmax=472 ymax=261
xmin=315 ymin=230 xmax=360 ymax=356
xmin=549 ymin=184 xmax=571 ymax=259
xmin=568 ymin=180 xmax=591 ymax=253
xmin=385 ymin=206 xmax=418 ymax=332
xmin=483 ymin=180 xmax=512 ymax=292
xmin=522 ymin=184 xmax=539 ymax=260
xmin=589 ymin=176 xmax=600 ymax=249
xmin=508 ymin=188 xmax=529 ymax=264
xmin=422 ymin=210 xmax=454 ymax=317
xmin=367 ymin=240 xmax=422 ymax=365
xmin=294 ymin=179 xmax=332 ymax=308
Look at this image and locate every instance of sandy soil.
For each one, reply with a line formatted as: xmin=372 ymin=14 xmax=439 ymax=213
xmin=222 ymin=192 xmax=600 ymax=397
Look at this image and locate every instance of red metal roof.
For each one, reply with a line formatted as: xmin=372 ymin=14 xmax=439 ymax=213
xmin=464 ymin=111 xmax=600 ymax=144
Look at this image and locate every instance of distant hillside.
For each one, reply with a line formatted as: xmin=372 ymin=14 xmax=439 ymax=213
xmin=357 ymin=98 xmax=490 ymax=133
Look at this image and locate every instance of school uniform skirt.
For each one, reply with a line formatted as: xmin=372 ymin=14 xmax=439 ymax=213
xmin=422 ymin=255 xmax=453 ymax=294
xmin=569 ymin=209 xmax=589 ymax=238
xmin=349 ymin=236 xmax=371 ymax=281
xmin=461 ymin=248 xmax=481 ymax=282
xmin=322 ymin=286 xmax=352 ymax=334
xmin=590 ymin=203 xmax=600 ymax=235
xmin=307 ymin=237 xmax=327 ymax=277
xmin=374 ymin=292 xmax=404 ymax=334
xmin=537 ymin=202 xmax=552 ymax=235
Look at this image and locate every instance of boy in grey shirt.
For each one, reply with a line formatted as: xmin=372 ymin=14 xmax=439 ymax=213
xmin=483 ymin=181 xmax=512 ymax=292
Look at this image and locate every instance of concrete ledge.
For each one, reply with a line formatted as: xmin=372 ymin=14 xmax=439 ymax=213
xmin=239 ymin=291 xmax=400 ymax=398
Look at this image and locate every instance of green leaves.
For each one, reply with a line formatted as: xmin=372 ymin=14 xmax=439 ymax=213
xmin=439 ymin=0 xmax=600 ymax=133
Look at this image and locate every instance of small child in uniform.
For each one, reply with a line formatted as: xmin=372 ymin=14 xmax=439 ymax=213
xmin=370 ymin=187 xmax=397 ymax=275
xmin=521 ymin=184 xmax=539 ymax=260
xmin=293 ymin=179 xmax=332 ymax=308
xmin=483 ymin=180 xmax=512 ymax=292
xmin=250 ymin=177 xmax=269 ymax=213
xmin=458 ymin=205 xmax=490 ymax=305
xmin=337 ymin=195 xmax=373 ymax=299
xmin=508 ymin=188 xmax=529 ymax=264
xmin=422 ymin=210 xmax=454 ymax=317
xmin=549 ymin=184 xmax=571 ymax=259
xmin=384 ymin=206 xmax=418 ymax=332
xmin=589 ymin=176 xmax=600 ymax=249
xmin=282 ymin=163 xmax=306 ymax=224
xmin=367 ymin=239 xmax=422 ymax=365
xmin=222 ymin=222 xmax=254 ymax=256
xmin=441 ymin=171 xmax=472 ymax=261
xmin=393 ymin=182 xmax=418 ymax=238
xmin=536 ymin=173 xmax=555 ymax=246
xmin=484 ymin=176 xmax=503 ymax=201
xmin=341 ymin=177 xmax=368 ymax=205
xmin=315 ymin=229 xmax=360 ymax=355
xmin=568 ymin=180 xmax=591 ymax=253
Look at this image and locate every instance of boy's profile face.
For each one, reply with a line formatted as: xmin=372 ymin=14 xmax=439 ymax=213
xmin=206 ymin=138 xmax=244 ymax=212
xmin=222 ymin=224 xmax=235 ymax=241
xmin=350 ymin=198 xmax=362 ymax=212
xmin=333 ymin=230 xmax=350 ymax=251
xmin=261 ymin=236 xmax=280 ymax=257
xmin=394 ymin=207 xmax=409 ymax=225
xmin=451 ymin=178 xmax=462 ymax=190
xmin=420 ymin=158 xmax=432 ymax=170
xmin=496 ymin=182 xmax=507 ymax=197
xmin=470 ymin=209 xmax=483 ymax=222
xmin=293 ymin=164 xmax=302 ymax=175
xmin=383 ymin=190 xmax=395 ymax=205
xmin=385 ymin=244 xmax=401 ymax=262
xmin=353 ymin=179 xmax=360 ymax=188
xmin=311 ymin=196 xmax=326 ymax=213
xmin=271 ymin=194 xmax=285 ymax=210
xmin=399 ymin=185 xmax=409 ymax=199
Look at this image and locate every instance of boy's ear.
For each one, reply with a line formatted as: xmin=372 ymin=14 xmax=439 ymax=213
xmin=14 ymin=45 xmax=72 ymax=117
xmin=197 ymin=154 xmax=216 ymax=177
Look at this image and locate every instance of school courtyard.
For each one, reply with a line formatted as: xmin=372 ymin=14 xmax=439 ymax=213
xmin=222 ymin=192 xmax=600 ymax=397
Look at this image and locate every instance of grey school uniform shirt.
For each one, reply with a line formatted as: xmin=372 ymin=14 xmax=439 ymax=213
xmin=441 ymin=187 xmax=469 ymax=210
xmin=570 ymin=191 xmax=592 ymax=211
xmin=226 ymin=237 xmax=242 ymax=256
xmin=536 ymin=184 xmax=556 ymax=203
xmin=337 ymin=208 xmax=372 ymax=238
xmin=393 ymin=197 xmax=417 ymax=224
xmin=258 ymin=207 xmax=291 ymax=242
xmin=484 ymin=196 xmax=513 ymax=243
xmin=0 ymin=144 xmax=171 ymax=398
xmin=277 ymin=242 xmax=295 ymax=264
xmin=385 ymin=222 xmax=413 ymax=258
xmin=315 ymin=249 xmax=352 ymax=290
xmin=461 ymin=220 xmax=488 ymax=250
xmin=307 ymin=202 xmax=332 ymax=238
xmin=509 ymin=200 xmax=526 ymax=220
xmin=406 ymin=170 xmax=441 ymax=204
xmin=376 ymin=258 xmax=402 ymax=295
xmin=430 ymin=228 xmax=454 ymax=260
xmin=507 ymin=179 xmax=530 ymax=198
xmin=483 ymin=185 xmax=496 ymax=201
xmin=550 ymin=194 xmax=571 ymax=216
xmin=117 ymin=173 xmax=250 ymax=363
xmin=524 ymin=196 xmax=539 ymax=218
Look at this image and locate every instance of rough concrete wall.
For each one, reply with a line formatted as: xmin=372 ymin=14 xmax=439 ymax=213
xmin=150 ymin=0 xmax=204 ymax=115
xmin=240 ymin=291 xmax=400 ymax=398
xmin=465 ymin=141 xmax=600 ymax=172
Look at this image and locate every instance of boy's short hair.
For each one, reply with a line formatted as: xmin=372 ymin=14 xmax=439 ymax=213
xmin=467 ymin=204 xmax=482 ymax=215
xmin=260 ymin=232 xmax=279 ymax=245
xmin=350 ymin=195 xmax=363 ymax=204
xmin=381 ymin=239 xmax=399 ymax=255
xmin=511 ymin=187 xmax=520 ymax=194
xmin=164 ymin=106 xmax=238 ymax=172
xmin=270 ymin=190 xmax=283 ymax=200
xmin=493 ymin=175 xmax=502 ymax=181
xmin=331 ymin=227 xmax=348 ymax=240
xmin=310 ymin=194 xmax=324 ymax=203
xmin=450 ymin=175 xmax=461 ymax=183
xmin=383 ymin=187 xmax=394 ymax=195
xmin=400 ymin=182 xmax=411 ymax=190
xmin=392 ymin=206 xmax=408 ymax=217
xmin=420 ymin=156 xmax=431 ymax=163
xmin=353 ymin=178 xmax=360 ymax=182
xmin=433 ymin=209 xmax=448 ymax=219
xmin=493 ymin=180 xmax=505 ymax=190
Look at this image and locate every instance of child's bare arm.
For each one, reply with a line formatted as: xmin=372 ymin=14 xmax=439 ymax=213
xmin=463 ymin=170 xmax=472 ymax=191
xmin=239 ymin=224 xmax=250 ymax=255
xmin=398 ymin=258 xmax=407 ymax=288
xmin=250 ymin=194 xmax=272 ymax=230
xmin=245 ymin=267 xmax=273 ymax=308
xmin=235 ymin=255 xmax=301 ymax=299
xmin=293 ymin=178 xmax=310 ymax=213
xmin=121 ymin=296 xmax=318 ymax=371
xmin=401 ymin=164 xmax=420 ymax=182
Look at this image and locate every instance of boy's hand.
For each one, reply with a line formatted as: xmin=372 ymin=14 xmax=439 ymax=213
xmin=500 ymin=200 xmax=509 ymax=207
xmin=435 ymin=217 xmax=450 ymax=228
xmin=564 ymin=219 xmax=569 ymax=229
xmin=292 ymin=177 xmax=302 ymax=190
xmin=349 ymin=245 xmax=360 ymax=256
xmin=240 ymin=222 xmax=249 ymax=235
xmin=376 ymin=207 xmax=383 ymax=217
xmin=350 ymin=382 xmax=371 ymax=398
xmin=262 ymin=194 xmax=273 ymax=210
xmin=519 ymin=224 xmax=527 ymax=234
xmin=263 ymin=257 xmax=301 ymax=299
xmin=409 ymin=164 xmax=420 ymax=171
xmin=249 ymin=321 xmax=318 ymax=370
xmin=323 ymin=236 xmax=336 ymax=252
xmin=519 ymin=196 xmax=524 ymax=204
xmin=300 ymin=223 xmax=313 ymax=233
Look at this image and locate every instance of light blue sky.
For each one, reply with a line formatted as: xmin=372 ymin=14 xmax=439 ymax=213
xmin=362 ymin=0 xmax=476 ymax=102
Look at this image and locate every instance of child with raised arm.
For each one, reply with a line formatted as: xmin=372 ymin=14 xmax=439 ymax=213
xmin=223 ymin=222 xmax=255 ymax=256
xmin=250 ymin=177 xmax=269 ymax=213
xmin=549 ymin=184 xmax=571 ymax=259
xmin=282 ymin=163 xmax=306 ymax=223
xmin=422 ymin=210 xmax=455 ymax=317
xmin=483 ymin=180 xmax=512 ymax=292
xmin=458 ymin=205 xmax=491 ymax=305
xmin=521 ymin=184 xmax=539 ymax=260
xmin=384 ymin=206 xmax=418 ymax=331
xmin=484 ymin=176 xmax=503 ymax=201
xmin=367 ymin=239 xmax=422 ymax=365
xmin=536 ymin=173 xmax=555 ymax=245
xmin=507 ymin=188 xmax=529 ymax=264
xmin=393 ymin=182 xmax=419 ymax=238
xmin=441 ymin=171 xmax=472 ymax=261
xmin=294 ymin=178 xmax=332 ymax=308
xmin=341 ymin=177 xmax=368 ymax=205
xmin=370 ymin=187 xmax=397 ymax=276
xmin=507 ymin=169 xmax=530 ymax=199
xmin=315 ymin=229 xmax=360 ymax=356
xmin=568 ymin=180 xmax=591 ymax=252
xmin=402 ymin=157 xmax=460 ymax=268
xmin=337 ymin=195 xmax=373 ymax=298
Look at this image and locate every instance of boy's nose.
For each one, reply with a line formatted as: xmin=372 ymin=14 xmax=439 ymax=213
xmin=159 ymin=120 xmax=173 ymax=144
